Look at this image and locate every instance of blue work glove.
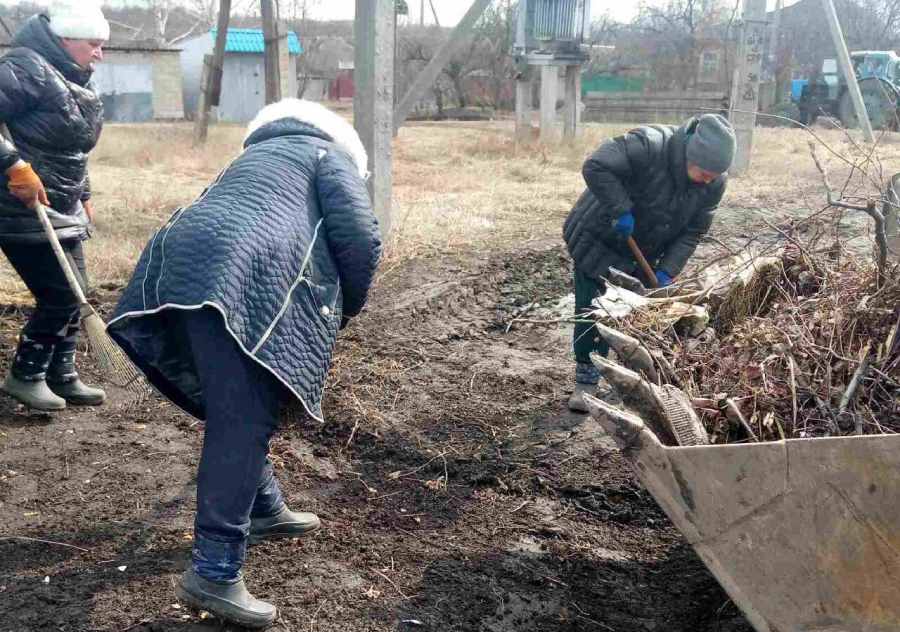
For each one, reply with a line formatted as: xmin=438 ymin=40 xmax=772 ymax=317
xmin=655 ymin=270 xmax=673 ymax=287
xmin=613 ymin=212 xmax=635 ymax=237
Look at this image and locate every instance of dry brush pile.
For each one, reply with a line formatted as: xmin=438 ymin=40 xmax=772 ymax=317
xmin=615 ymin=241 xmax=899 ymax=444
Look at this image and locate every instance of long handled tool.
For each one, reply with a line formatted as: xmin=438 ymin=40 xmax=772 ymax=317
xmin=2 ymin=124 xmax=148 ymax=396
xmin=32 ymin=201 xmax=148 ymax=396
xmin=627 ymin=236 xmax=659 ymax=289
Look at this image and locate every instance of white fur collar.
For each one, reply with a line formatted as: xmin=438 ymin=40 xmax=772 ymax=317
xmin=245 ymin=98 xmax=369 ymax=179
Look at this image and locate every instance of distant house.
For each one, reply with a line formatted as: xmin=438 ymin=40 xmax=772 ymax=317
xmin=298 ymin=36 xmax=354 ymax=102
xmin=0 ymin=20 xmax=184 ymax=122
xmin=181 ymin=28 xmax=302 ymax=123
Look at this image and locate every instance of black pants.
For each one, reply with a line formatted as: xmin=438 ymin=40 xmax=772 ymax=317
xmin=1 ymin=240 xmax=86 ymax=345
xmin=183 ymin=307 xmax=288 ymax=581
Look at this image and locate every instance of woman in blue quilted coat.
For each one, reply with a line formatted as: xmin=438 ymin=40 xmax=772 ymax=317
xmin=108 ymin=99 xmax=382 ymax=628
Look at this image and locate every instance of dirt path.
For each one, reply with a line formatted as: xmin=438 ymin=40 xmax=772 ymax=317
xmin=0 ymin=240 xmax=752 ymax=632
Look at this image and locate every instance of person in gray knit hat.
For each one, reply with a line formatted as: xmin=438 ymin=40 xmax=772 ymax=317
xmin=562 ymin=113 xmax=734 ymax=412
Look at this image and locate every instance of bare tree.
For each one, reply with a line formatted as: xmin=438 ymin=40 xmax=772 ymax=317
xmin=142 ymin=0 xmax=220 ymax=46
xmin=630 ymin=0 xmax=729 ymax=91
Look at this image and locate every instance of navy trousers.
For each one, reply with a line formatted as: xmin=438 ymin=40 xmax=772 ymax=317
xmin=183 ymin=308 xmax=287 ymax=582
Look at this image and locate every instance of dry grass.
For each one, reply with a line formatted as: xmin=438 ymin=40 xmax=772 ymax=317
xmin=2 ymin=118 xmax=899 ymax=304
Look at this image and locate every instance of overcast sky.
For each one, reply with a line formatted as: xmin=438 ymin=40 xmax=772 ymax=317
xmin=302 ymin=0 xmax=798 ymax=25
xmin=2 ymin=1 xmax=800 ymax=25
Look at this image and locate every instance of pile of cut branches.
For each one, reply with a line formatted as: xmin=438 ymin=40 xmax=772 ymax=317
xmin=596 ymin=239 xmax=899 ymax=443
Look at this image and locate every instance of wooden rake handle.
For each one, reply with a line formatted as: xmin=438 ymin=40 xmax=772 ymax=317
xmin=627 ymin=236 xmax=659 ymax=289
xmin=33 ymin=201 xmax=90 ymax=307
xmin=1 ymin=125 xmax=89 ymax=307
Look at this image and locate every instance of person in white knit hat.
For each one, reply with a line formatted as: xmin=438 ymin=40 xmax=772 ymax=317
xmin=0 ymin=1 xmax=109 ymax=411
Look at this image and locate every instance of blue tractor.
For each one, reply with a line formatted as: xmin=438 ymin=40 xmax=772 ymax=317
xmin=798 ymin=51 xmax=900 ymax=130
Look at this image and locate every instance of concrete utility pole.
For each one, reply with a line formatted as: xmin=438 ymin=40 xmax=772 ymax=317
xmin=821 ymin=0 xmax=874 ymax=142
xmin=563 ymin=65 xmax=580 ymax=139
xmin=355 ymin=0 xmax=395 ymax=235
xmin=394 ymin=0 xmax=493 ymax=132
xmin=193 ymin=0 xmax=231 ymax=145
xmin=540 ymin=65 xmax=558 ymax=142
xmin=261 ymin=0 xmax=282 ymax=104
xmin=730 ymin=0 xmax=767 ymax=175
xmin=515 ymin=71 xmax=533 ymax=141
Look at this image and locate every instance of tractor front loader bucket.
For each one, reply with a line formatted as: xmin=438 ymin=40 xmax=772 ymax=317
xmin=587 ymin=394 xmax=900 ymax=632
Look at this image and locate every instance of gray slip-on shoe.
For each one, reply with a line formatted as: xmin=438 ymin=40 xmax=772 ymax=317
xmin=249 ymin=507 xmax=321 ymax=545
xmin=176 ymin=569 xmax=276 ymax=629
xmin=568 ymin=379 xmax=619 ymax=413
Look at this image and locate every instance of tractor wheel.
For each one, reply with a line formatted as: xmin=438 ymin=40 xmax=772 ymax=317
xmin=839 ymin=78 xmax=900 ymax=130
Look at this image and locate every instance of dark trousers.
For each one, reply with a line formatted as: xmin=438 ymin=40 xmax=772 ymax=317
xmin=1 ymin=240 xmax=85 ymax=344
xmin=183 ymin=308 xmax=287 ymax=582
xmin=573 ymin=268 xmax=610 ymax=366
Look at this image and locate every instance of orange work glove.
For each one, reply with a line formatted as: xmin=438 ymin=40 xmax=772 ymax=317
xmin=6 ymin=162 xmax=50 ymax=208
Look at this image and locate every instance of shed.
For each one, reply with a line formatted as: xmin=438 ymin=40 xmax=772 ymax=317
xmin=181 ymin=28 xmax=302 ymax=123
xmin=0 ymin=20 xmax=184 ymax=122
xmin=92 ymin=42 xmax=184 ymax=121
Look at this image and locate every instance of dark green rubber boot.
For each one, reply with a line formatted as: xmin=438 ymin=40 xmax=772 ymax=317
xmin=47 ymin=338 xmax=105 ymax=406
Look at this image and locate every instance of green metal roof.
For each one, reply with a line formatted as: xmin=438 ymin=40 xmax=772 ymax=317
xmin=210 ymin=28 xmax=302 ymax=55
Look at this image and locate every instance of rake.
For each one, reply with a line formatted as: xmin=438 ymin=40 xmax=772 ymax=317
xmin=32 ymin=200 xmax=149 ymax=397
xmin=2 ymin=124 xmax=148 ymax=397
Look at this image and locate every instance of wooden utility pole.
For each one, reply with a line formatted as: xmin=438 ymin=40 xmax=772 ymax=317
xmin=428 ymin=0 xmax=441 ymax=27
xmin=729 ymin=0 xmax=767 ymax=175
xmin=394 ymin=0 xmax=493 ymax=132
xmin=420 ymin=0 xmax=424 ymax=26
xmin=261 ymin=0 xmax=282 ymax=104
xmin=355 ymin=0 xmax=395 ymax=235
xmin=821 ymin=0 xmax=874 ymax=142
xmin=193 ymin=0 xmax=231 ymax=145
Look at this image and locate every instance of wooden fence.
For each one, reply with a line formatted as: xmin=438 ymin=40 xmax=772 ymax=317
xmin=582 ymin=91 xmax=729 ymax=124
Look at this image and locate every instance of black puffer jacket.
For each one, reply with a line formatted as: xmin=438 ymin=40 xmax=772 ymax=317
xmin=564 ymin=118 xmax=725 ymax=280
xmin=0 ymin=15 xmax=103 ymax=244
xmin=107 ymin=119 xmax=382 ymax=422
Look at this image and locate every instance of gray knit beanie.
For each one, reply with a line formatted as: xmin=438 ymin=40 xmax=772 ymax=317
xmin=686 ymin=114 xmax=736 ymax=174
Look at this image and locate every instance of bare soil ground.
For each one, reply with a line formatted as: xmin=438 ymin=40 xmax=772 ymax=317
xmin=1 ymin=118 xmax=891 ymax=631
xmin=0 ymin=239 xmax=751 ymax=632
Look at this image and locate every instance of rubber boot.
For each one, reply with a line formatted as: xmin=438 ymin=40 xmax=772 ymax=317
xmin=176 ymin=569 xmax=277 ymax=629
xmin=249 ymin=507 xmax=321 ymax=544
xmin=1 ymin=336 xmax=66 ymax=411
xmin=47 ymin=338 xmax=105 ymax=406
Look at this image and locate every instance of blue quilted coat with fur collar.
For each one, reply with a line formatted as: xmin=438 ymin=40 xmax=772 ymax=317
xmin=107 ymin=119 xmax=382 ymax=421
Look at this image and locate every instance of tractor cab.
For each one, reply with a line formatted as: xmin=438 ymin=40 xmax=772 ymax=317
xmin=850 ymin=51 xmax=900 ymax=82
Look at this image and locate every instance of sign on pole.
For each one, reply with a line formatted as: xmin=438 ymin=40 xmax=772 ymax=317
xmin=730 ymin=0 xmax=767 ymax=175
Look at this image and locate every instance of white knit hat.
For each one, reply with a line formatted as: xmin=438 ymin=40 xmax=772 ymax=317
xmin=48 ymin=0 xmax=110 ymax=41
